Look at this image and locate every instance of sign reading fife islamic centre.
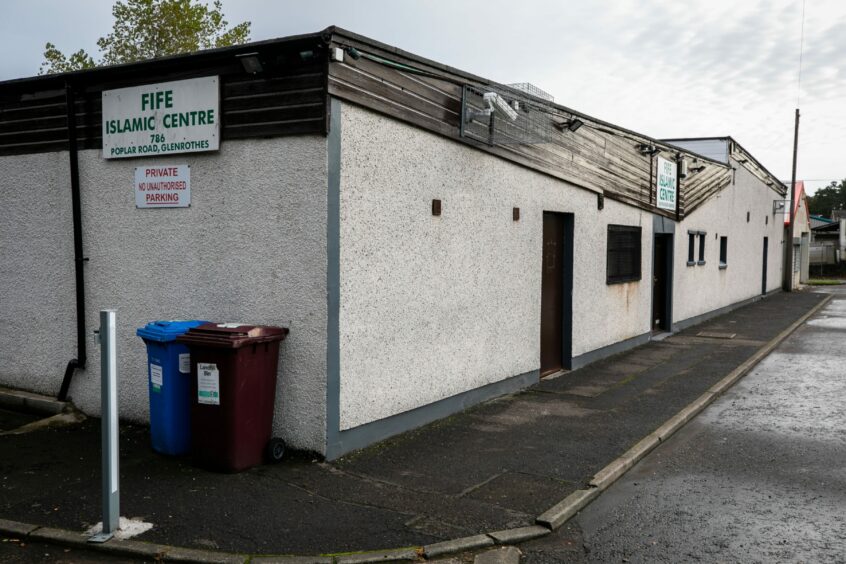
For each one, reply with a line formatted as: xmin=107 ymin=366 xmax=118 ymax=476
xmin=656 ymin=156 xmax=678 ymax=211
xmin=102 ymin=76 xmax=219 ymax=159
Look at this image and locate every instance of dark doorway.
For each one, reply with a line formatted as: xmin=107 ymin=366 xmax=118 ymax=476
xmin=540 ymin=212 xmax=573 ymax=376
xmin=652 ymin=234 xmax=673 ymax=331
xmin=762 ymin=237 xmax=769 ymax=295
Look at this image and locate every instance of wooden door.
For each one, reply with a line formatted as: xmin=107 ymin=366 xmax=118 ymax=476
xmin=762 ymin=237 xmax=769 ymax=295
xmin=541 ymin=213 xmax=564 ymax=376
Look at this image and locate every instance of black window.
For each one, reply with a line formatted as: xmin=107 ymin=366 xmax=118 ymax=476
xmin=698 ymin=233 xmax=706 ymax=264
xmin=687 ymin=233 xmax=695 ymax=265
xmin=607 ymin=225 xmax=641 ymax=284
xmin=719 ymin=236 xmax=728 ymax=268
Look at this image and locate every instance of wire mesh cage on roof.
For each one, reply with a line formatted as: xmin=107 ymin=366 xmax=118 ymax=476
xmin=460 ymin=84 xmax=557 ymax=146
xmin=506 ymin=82 xmax=554 ymax=102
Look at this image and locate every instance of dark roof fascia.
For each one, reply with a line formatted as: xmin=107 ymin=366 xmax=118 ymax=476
xmin=810 ymin=215 xmax=834 ymax=223
xmin=657 ymin=138 xmax=731 ymax=167
xmin=726 ymin=136 xmax=787 ymax=191
xmin=0 ymin=30 xmax=327 ymax=94
xmin=661 ymin=136 xmax=731 ymax=143
xmin=328 ymin=27 xmax=730 ymax=171
xmin=2 ymin=25 xmax=736 ymax=175
xmin=662 ymin=135 xmax=786 ymax=194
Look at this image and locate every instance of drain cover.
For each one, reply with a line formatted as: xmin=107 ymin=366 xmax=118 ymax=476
xmin=696 ymin=331 xmax=736 ymax=339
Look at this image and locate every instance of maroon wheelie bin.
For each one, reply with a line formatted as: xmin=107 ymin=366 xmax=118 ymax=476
xmin=176 ymin=323 xmax=289 ymax=472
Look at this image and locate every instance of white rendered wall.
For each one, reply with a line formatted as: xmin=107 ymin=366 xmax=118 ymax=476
xmin=792 ymin=196 xmax=811 ymax=286
xmin=673 ymin=159 xmax=784 ymax=324
xmin=0 ymin=152 xmax=77 ymax=395
xmin=0 ymin=138 xmax=329 ymax=453
xmin=338 ymin=103 xmax=652 ymax=431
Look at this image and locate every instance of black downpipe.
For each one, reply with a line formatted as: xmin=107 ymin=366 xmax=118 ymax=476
xmin=58 ymin=82 xmax=87 ymax=401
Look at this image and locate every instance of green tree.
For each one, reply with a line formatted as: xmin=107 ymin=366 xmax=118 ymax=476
xmin=807 ymin=179 xmax=846 ymax=217
xmin=39 ymin=0 xmax=250 ymax=75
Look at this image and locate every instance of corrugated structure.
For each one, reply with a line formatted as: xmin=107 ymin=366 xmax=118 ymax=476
xmin=324 ymin=29 xmax=786 ymax=216
xmin=1 ymin=27 xmax=786 ymax=214
xmin=664 ymin=136 xmax=788 ymax=214
xmin=0 ymin=32 xmax=327 ymax=156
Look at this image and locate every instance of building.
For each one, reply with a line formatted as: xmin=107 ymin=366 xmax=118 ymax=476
xmin=811 ymin=215 xmax=845 ymax=266
xmin=810 ymin=214 xmax=834 ymax=230
xmin=785 ymin=181 xmax=811 ymax=285
xmin=0 ymin=28 xmax=786 ymax=459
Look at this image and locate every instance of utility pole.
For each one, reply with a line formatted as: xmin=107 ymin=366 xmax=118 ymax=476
xmin=785 ymin=108 xmax=800 ymax=291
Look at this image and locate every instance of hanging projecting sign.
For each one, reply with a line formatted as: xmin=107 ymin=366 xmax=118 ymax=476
xmin=656 ymin=156 xmax=677 ymax=211
xmin=135 ymin=165 xmax=190 ymax=208
xmin=102 ymin=76 xmax=219 ymax=159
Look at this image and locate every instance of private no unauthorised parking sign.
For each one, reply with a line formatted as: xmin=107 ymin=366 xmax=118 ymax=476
xmin=134 ymin=164 xmax=190 ymax=208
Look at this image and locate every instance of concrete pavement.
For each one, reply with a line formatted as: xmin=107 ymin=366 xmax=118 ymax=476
xmin=544 ymin=288 xmax=846 ymax=563
xmin=0 ymin=290 xmax=829 ymax=561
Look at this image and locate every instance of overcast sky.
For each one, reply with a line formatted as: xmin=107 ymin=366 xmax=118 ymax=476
xmin=2 ymin=0 xmax=843 ymax=195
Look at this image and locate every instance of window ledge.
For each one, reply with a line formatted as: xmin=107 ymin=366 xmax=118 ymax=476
xmin=687 ymin=261 xmax=696 ymax=267
xmin=719 ymin=263 xmax=727 ymax=270
xmin=607 ymin=277 xmax=641 ymax=285
xmin=697 ymin=260 xmax=706 ymax=265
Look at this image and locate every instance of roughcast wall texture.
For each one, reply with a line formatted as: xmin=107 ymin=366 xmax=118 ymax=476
xmin=673 ymin=158 xmax=784 ymax=323
xmin=0 ymin=137 xmax=328 ymax=453
xmin=338 ymin=103 xmax=652 ymax=431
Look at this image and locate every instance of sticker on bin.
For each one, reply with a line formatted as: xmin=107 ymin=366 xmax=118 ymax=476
xmin=178 ymin=353 xmax=191 ymax=374
xmin=216 ymin=323 xmax=246 ymax=328
xmin=150 ymin=363 xmax=163 ymax=393
xmin=197 ymin=363 xmax=220 ymax=405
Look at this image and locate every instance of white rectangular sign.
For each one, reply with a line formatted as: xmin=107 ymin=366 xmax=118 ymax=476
xmin=150 ymin=363 xmax=163 ymax=392
xmin=103 ymin=76 xmax=219 ymax=159
xmin=197 ymin=362 xmax=220 ymax=405
xmin=656 ymin=156 xmax=677 ymax=211
xmin=135 ymin=164 xmax=190 ymax=208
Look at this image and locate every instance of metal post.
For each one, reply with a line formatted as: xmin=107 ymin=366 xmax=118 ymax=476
xmin=675 ymin=153 xmax=682 ymax=222
xmin=786 ymin=108 xmax=800 ymax=291
xmin=89 ymin=309 xmax=119 ymax=543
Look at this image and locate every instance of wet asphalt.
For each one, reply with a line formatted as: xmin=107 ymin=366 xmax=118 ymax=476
xmin=526 ymin=288 xmax=846 ymax=563
xmin=0 ymin=290 xmax=828 ymax=557
xmin=0 ymin=538 xmax=141 ymax=564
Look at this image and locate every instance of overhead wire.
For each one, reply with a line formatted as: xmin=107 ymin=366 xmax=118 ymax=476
xmin=797 ymin=0 xmax=806 ymax=108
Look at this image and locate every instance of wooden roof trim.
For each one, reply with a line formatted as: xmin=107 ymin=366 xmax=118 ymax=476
xmin=328 ymin=27 xmax=730 ymax=172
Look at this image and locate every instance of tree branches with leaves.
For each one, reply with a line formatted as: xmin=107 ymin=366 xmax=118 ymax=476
xmin=807 ymin=179 xmax=846 ymax=217
xmin=39 ymin=0 xmax=250 ymax=75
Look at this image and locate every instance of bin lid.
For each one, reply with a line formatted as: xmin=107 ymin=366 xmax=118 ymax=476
xmin=136 ymin=320 xmax=209 ymax=343
xmin=175 ymin=323 xmax=289 ymax=349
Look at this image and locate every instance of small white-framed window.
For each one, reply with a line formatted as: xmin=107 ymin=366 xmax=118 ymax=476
xmin=687 ymin=230 xmax=706 ymax=266
xmin=687 ymin=232 xmax=695 ymax=265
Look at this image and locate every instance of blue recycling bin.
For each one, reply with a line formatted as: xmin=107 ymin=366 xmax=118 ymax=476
xmin=137 ymin=320 xmax=207 ymax=455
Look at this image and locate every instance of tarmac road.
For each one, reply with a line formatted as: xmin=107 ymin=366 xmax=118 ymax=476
xmin=0 ymin=538 xmax=143 ymax=563
xmin=520 ymin=289 xmax=846 ymax=563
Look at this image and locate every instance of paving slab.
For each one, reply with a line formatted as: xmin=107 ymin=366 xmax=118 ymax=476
xmin=474 ymin=546 xmax=521 ymax=564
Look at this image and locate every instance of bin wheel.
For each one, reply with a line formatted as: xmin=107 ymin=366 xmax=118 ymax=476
xmin=266 ymin=438 xmax=286 ymax=463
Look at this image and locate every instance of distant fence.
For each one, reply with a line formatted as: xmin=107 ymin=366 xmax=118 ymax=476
xmin=810 ymin=245 xmax=838 ymax=265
